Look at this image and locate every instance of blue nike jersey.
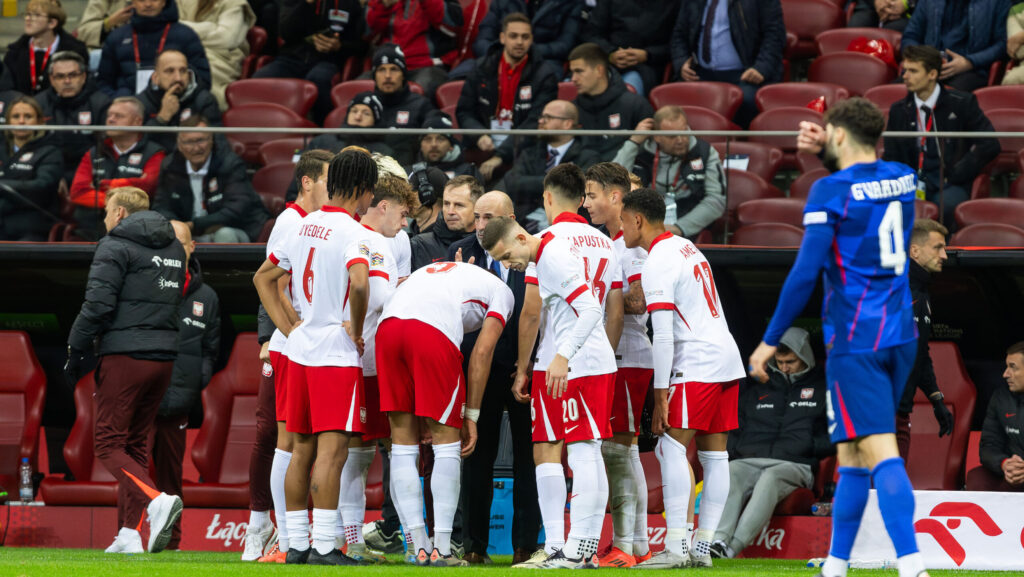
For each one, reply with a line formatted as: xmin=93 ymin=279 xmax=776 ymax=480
xmin=803 ymin=160 xmax=917 ymax=354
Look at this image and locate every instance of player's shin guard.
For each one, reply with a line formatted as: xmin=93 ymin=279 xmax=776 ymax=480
xmin=872 ymin=457 xmax=925 ymax=577
xmin=602 ymin=441 xmax=636 ymax=555
xmin=564 ymin=440 xmax=607 ymax=560
xmin=390 ymin=444 xmax=430 ymax=553
xmin=823 ymin=466 xmax=871 ymax=577
xmin=629 ymin=444 xmax=650 ymax=556
xmin=431 ymin=441 xmax=461 ymax=556
xmin=338 ymin=446 xmax=375 ymax=546
xmin=535 ymin=462 xmax=567 ymax=554
xmin=271 ymin=449 xmax=292 ymax=550
xmin=656 ymin=434 xmax=691 ymax=557
xmin=694 ymin=450 xmax=729 ymax=557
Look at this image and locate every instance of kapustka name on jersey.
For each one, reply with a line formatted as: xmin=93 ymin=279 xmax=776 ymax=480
xmin=299 ymin=223 xmax=332 ymax=241
xmin=850 ymin=174 xmax=916 ymax=201
xmin=569 ymin=233 xmax=611 ymax=250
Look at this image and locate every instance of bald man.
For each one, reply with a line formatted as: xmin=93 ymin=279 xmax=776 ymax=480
xmin=138 ymin=50 xmax=221 ymax=151
xmin=152 ymin=220 xmax=220 ymax=550
xmin=504 ymin=100 xmax=600 ymax=232
xmin=446 ymin=191 xmax=540 ymax=564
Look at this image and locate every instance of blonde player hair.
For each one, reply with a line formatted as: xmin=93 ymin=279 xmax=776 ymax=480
xmin=106 ymin=187 xmax=150 ymax=214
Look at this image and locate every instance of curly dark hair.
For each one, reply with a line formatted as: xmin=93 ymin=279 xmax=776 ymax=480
xmin=327 ymin=148 xmax=379 ymax=200
xmin=823 ymin=97 xmax=885 ymax=149
xmin=621 ymin=187 xmax=665 ymax=224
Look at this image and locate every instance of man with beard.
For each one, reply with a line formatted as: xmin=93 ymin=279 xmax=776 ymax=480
xmin=410 ymin=174 xmax=480 ymax=269
xmin=409 ymin=112 xmax=480 ymax=181
xmin=139 ymin=50 xmax=221 ymax=152
xmin=370 ymin=44 xmax=436 ymax=166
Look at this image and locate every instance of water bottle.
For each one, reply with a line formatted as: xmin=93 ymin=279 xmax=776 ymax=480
xmin=811 ymin=501 xmax=832 ymax=516
xmin=19 ymin=457 xmax=33 ymax=503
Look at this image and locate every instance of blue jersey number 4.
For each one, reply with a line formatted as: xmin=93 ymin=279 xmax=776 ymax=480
xmin=878 ymin=201 xmax=907 ymax=275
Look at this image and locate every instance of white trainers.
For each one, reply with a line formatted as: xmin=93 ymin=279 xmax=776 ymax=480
xmin=689 ymin=549 xmax=713 ymax=568
xmin=633 ymin=549 xmax=693 ymax=569
xmin=105 ymin=527 xmax=144 ymax=554
xmin=512 ymin=549 xmax=550 ymax=569
xmin=242 ymin=524 xmax=277 ymax=561
xmin=538 ymin=549 xmax=599 ymax=569
xmin=346 ymin=542 xmax=387 ymax=564
xmin=146 ymin=492 xmax=184 ymax=553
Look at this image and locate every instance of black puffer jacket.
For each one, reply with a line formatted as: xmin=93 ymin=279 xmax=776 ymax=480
xmin=574 ymin=68 xmax=654 ymax=162
xmin=68 ymin=210 xmax=186 ymax=358
xmin=898 ymin=260 xmax=941 ymax=414
xmin=0 ymin=29 xmax=89 ymax=95
xmin=159 ymin=257 xmax=220 ymax=417
xmin=0 ymin=133 xmax=63 ymax=240
xmin=36 ymin=79 xmax=112 ymax=184
xmin=377 ymin=85 xmax=436 ymax=166
xmin=980 ymin=386 xmax=1024 ymax=475
xmin=410 ymin=214 xmax=471 ymax=271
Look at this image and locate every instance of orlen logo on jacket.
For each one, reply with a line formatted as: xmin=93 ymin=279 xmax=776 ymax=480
xmin=152 ymin=256 xmax=183 ymax=268
xmin=914 ymin=502 xmax=1005 ymax=566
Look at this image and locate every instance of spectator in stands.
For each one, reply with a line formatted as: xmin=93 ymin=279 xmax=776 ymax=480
xmin=153 ymin=115 xmax=267 ymax=242
xmin=612 ymin=105 xmax=724 ymax=239
xmin=139 ymin=50 xmax=221 ymax=152
xmin=968 ymin=341 xmax=1024 ymax=491
xmin=0 ymin=95 xmax=62 ymax=241
xmin=178 ymin=0 xmax=256 ymax=110
xmin=848 ymin=0 xmax=917 ymax=32
xmin=883 ymin=45 xmax=999 ymax=227
xmin=901 ymin=0 xmax=1011 ymax=92
xmin=580 ymin=0 xmax=680 ymax=96
xmin=503 ymin=99 xmax=597 ymax=230
xmin=0 ymin=0 xmax=89 ymax=95
xmin=369 ymin=44 xmax=437 ymax=166
xmin=312 ymin=93 xmax=393 ymax=156
xmin=253 ymin=0 xmax=365 ymax=124
xmin=407 ymin=165 xmax=448 ymax=235
xmin=410 ymin=112 xmax=481 ymax=181
xmin=897 ymin=219 xmax=954 ymax=462
xmin=669 ymin=0 xmax=785 ymax=128
xmin=366 ymin=0 xmax=464 ymax=98
xmin=410 ymin=173 xmax=480 ymax=268
xmin=569 ymin=43 xmax=654 ymax=162
xmin=97 ymin=0 xmax=212 ymax=97
xmin=70 ymin=96 xmax=166 ymax=240
xmin=36 ymin=51 xmax=112 ymax=185
xmin=152 ymin=219 xmax=220 ymax=550
xmin=709 ymin=327 xmax=830 ymax=559
xmin=1004 ymin=2 xmax=1024 ymax=85
xmin=77 ymin=0 xmax=130 ymax=50
xmin=473 ymin=0 xmax=583 ymax=72
xmin=458 ymin=13 xmax=558 ymax=183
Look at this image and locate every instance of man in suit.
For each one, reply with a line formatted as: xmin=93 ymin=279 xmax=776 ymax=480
xmin=447 ymin=190 xmax=540 ymax=565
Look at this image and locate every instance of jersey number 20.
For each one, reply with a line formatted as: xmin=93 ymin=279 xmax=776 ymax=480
xmin=878 ymin=201 xmax=907 ymax=275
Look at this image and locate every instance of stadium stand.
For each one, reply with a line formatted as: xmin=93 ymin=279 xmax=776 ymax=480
xmin=0 ymin=331 xmax=46 ymax=497
xmin=650 ymin=82 xmax=744 ymax=120
xmin=225 ymin=79 xmax=320 ymax=119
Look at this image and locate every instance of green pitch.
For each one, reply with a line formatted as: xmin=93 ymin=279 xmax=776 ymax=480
xmin=0 ymin=549 xmax=1016 ymax=577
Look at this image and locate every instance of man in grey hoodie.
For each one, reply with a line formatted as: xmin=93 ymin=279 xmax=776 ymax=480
xmin=709 ymin=327 xmax=831 ymax=559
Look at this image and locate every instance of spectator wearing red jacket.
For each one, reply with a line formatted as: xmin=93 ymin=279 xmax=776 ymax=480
xmin=366 ymin=0 xmax=464 ymax=98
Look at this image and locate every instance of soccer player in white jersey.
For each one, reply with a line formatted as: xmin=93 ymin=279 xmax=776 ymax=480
xmin=335 ymin=172 xmax=418 ymax=563
xmin=253 ymin=150 xmax=379 ymax=566
xmin=245 ymin=150 xmax=334 ymax=563
xmin=376 ymin=261 xmax=513 ymax=566
xmin=620 ymin=187 xmax=746 ymax=569
xmin=583 ymin=162 xmax=654 ymax=568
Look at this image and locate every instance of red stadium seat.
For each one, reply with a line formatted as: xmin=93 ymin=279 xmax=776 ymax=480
xmin=557 ymin=81 xmax=577 ymax=102
xmin=435 ymin=80 xmax=465 ymax=109
xmin=808 ymin=52 xmax=895 ymax=96
xmin=711 ymin=142 xmax=784 ymax=182
xmin=782 ymin=0 xmax=845 ymax=60
xmin=736 ymin=198 xmax=807 ymax=227
xmin=906 ymin=342 xmax=976 ymax=490
xmin=795 ymin=152 xmax=825 ymax=174
xmin=722 ymin=169 xmax=785 ymax=231
xmin=331 ymin=80 xmax=423 ymax=110
xmin=756 ymin=82 xmax=850 ymax=113
xmin=255 ymin=217 xmax=275 ymax=243
xmin=863 ymin=84 xmax=908 ymax=114
xmin=950 ymin=223 xmax=1024 ymax=247
xmin=749 ymin=107 xmax=824 ymax=169
xmin=774 ymin=456 xmax=836 ymax=515
xmin=184 ymin=334 xmax=261 ymax=507
xmin=650 ymin=82 xmax=744 ymax=120
xmin=246 ymin=26 xmax=267 ymax=57
xmin=225 ymin=78 xmax=319 ymax=119
xmin=323 ymin=106 xmax=347 ymax=129
xmin=38 ymin=372 xmax=118 ymax=505
xmin=983 ymin=108 xmax=1024 ymax=174
xmin=953 ymin=198 xmax=1024 ymax=229
xmin=681 ymin=105 xmax=740 ymax=136
xmin=789 ymin=168 xmax=829 ymax=199
xmin=223 ymin=103 xmax=317 ymax=165
xmin=815 ymin=27 xmax=903 ymax=57
xmin=915 ymin=199 xmax=939 ymax=220
xmin=258 ymin=138 xmax=307 ymax=167
xmin=253 ymin=162 xmax=296 ymax=217
xmin=731 ymin=223 xmax=805 ymax=246
xmin=0 ymin=331 xmax=46 ymax=495
xmin=973 ymin=85 xmax=1024 ymax=113
xmin=1012 ymin=175 xmax=1024 ymax=201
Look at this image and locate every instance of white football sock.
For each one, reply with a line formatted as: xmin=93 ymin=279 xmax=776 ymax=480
xmin=898 ymin=552 xmax=926 ymax=577
xmin=431 ymin=441 xmax=462 ymax=556
xmin=629 ymin=444 xmax=650 ymax=556
xmin=248 ymin=509 xmax=271 ymax=530
xmin=602 ymin=441 xmax=635 ymax=555
xmin=822 ymin=555 xmax=849 ymax=577
xmin=271 ymin=449 xmax=292 ymax=551
xmin=565 ymin=440 xmax=608 ymax=559
xmin=285 ymin=510 xmax=310 ymax=552
xmin=339 ymin=446 xmax=375 ymax=545
xmin=535 ymin=462 xmax=566 ymax=554
xmin=695 ymin=450 xmax=730 ymax=557
xmin=656 ymin=435 xmax=691 ymax=557
xmin=390 ymin=444 xmax=430 ymax=553
xmin=311 ymin=508 xmax=336 ymax=555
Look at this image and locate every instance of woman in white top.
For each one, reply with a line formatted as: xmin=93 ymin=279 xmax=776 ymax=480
xmin=178 ymin=0 xmax=256 ymax=109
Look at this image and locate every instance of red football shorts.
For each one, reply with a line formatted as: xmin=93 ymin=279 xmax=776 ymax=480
xmin=376 ymin=318 xmax=466 ymax=428
xmin=284 ymin=360 xmax=365 ymax=435
xmin=269 ymin=351 xmax=289 ymax=421
xmin=531 ymin=371 xmax=614 ymax=443
xmin=361 ymin=375 xmax=390 ymax=442
xmin=611 ymin=368 xmax=653 ymax=435
xmin=667 ymin=379 xmax=739 ymax=433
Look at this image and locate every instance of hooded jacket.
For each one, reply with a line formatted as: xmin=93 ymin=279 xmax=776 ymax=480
xmin=730 ymin=328 xmax=833 ymax=468
xmin=980 ymin=385 xmax=1024 ymax=475
xmin=377 ymin=84 xmax=436 ymax=166
xmin=0 ymin=133 xmax=63 ymax=241
xmin=898 ymin=260 xmax=941 ymax=414
xmin=159 ymin=256 xmax=220 ymax=417
xmin=97 ymin=0 xmax=212 ymax=96
xmin=410 ymin=213 xmax=472 ymax=270
xmin=68 ymin=210 xmax=186 ymax=358
xmin=36 ymin=78 xmax=112 ymax=184
xmin=366 ymin=0 xmax=463 ymax=70
xmin=139 ymin=74 xmax=222 ymax=151
xmin=574 ymin=67 xmax=654 ymax=162
xmin=0 ymin=28 xmax=89 ymax=95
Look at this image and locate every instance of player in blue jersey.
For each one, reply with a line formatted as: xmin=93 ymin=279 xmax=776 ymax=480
xmin=748 ymin=98 xmax=929 ymax=577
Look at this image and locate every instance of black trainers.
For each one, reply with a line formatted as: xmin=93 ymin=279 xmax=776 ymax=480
xmin=709 ymin=542 xmax=729 ymax=559
xmin=285 ymin=547 xmax=311 ymax=564
xmin=308 ymin=549 xmax=360 ymax=566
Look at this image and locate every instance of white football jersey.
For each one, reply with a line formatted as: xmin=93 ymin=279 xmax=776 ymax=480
xmin=266 ymin=203 xmax=307 ymax=354
xmin=380 ymin=261 xmax=514 ymax=348
xmin=270 ymin=206 xmax=372 ymax=367
xmin=612 ymin=232 xmax=653 ymax=369
xmin=526 ymin=213 xmax=618 ymax=378
xmin=389 ymin=229 xmax=412 ymax=279
xmin=642 ymin=231 xmax=745 ymax=384
xmin=345 ymin=225 xmax=398 ymax=376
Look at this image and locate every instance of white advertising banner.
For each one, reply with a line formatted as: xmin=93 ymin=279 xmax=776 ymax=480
xmin=850 ymin=490 xmax=1024 ymax=571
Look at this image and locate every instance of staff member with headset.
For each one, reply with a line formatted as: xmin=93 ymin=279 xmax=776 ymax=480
xmin=65 ymin=186 xmax=186 ymax=555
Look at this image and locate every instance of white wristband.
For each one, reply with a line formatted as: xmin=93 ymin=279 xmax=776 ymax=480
xmin=465 ymin=408 xmax=480 ymax=423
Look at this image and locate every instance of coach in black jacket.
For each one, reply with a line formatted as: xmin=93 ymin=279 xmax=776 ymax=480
xmin=410 ymin=174 xmax=479 ymax=270
xmin=970 ymin=342 xmax=1024 ymax=491
xmin=446 ymin=190 xmax=539 ymax=564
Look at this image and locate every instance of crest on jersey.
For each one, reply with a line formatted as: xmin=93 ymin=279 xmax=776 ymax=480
xmin=396 ymin=111 xmax=410 ymax=125
xmin=193 ymin=301 xmax=204 ymax=316
xmin=128 ymin=153 xmax=143 ymax=165
xmin=359 ymin=407 xmax=367 ymax=423
xmin=608 ymin=113 xmax=621 ymax=128
xmin=519 ymin=85 xmax=532 ymax=100
xmin=371 ymin=252 xmax=384 ymax=266
xmin=690 ymin=158 xmax=704 ymax=171
xmin=180 ymin=108 xmax=192 ymax=121
xmin=19 ymin=152 xmax=33 ymax=162
xmin=78 ymin=110 xmax=91 ymax=125
xmin=209 ymin=178 xmax=218 ymax=192
xmin=801 ymin=388 xmax=814 ymax=399
xmin=262 ymin=362 xmax=273 ymax=377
